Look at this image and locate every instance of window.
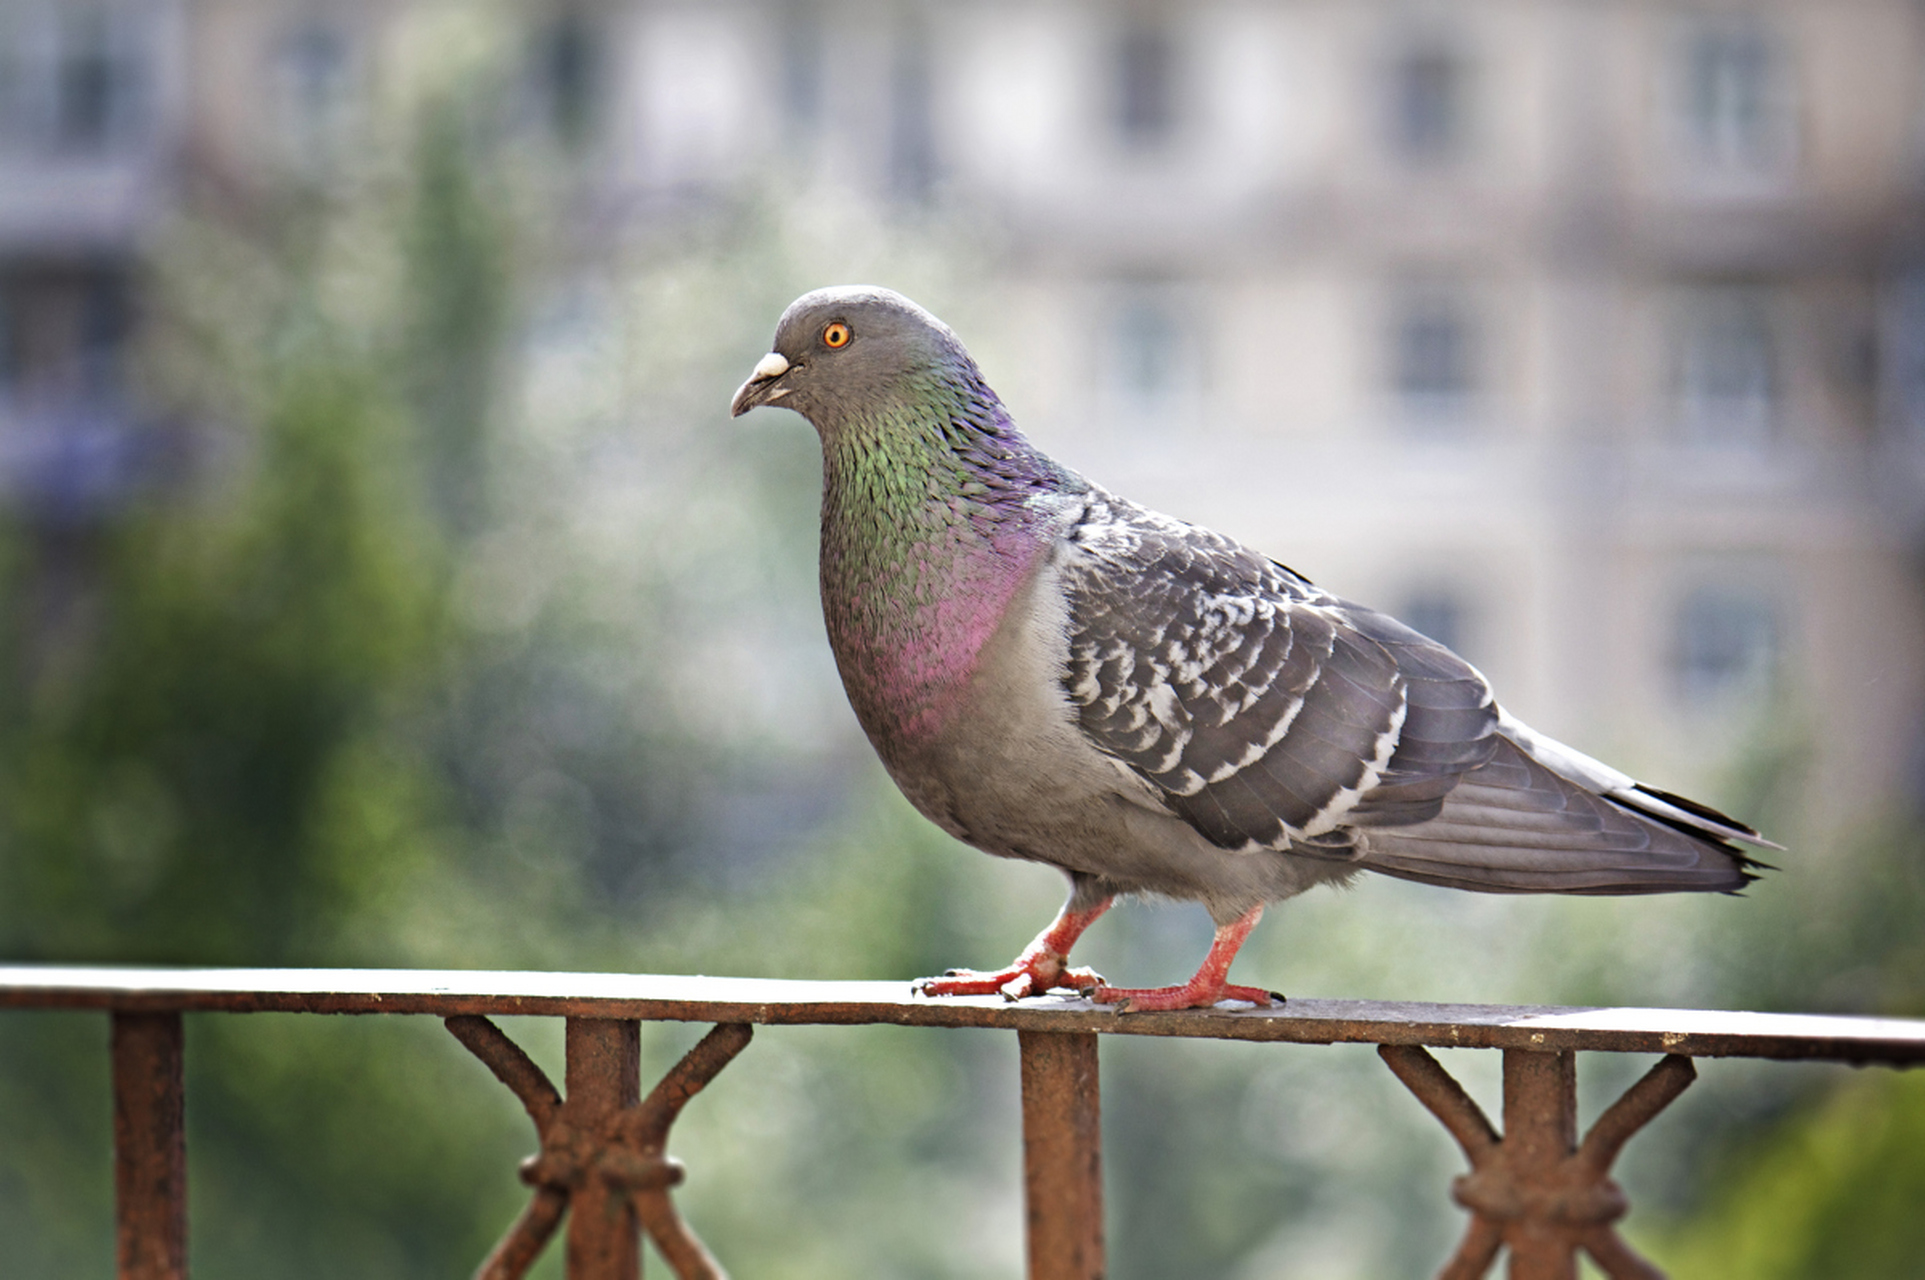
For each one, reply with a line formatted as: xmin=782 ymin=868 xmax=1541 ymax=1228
xmin=1389 ymin=287 xmax=1478 ymax=420
xmin=1674 ymin=585 xmax=1777 ymax=703
xmin=0 ymin=280 xmax=16 ymax=397
xmin=1387 ymin=39 xmax=1469 ymax=165
xmin=535 ymin=11 xmax=600 ymax=148
xmin=51 ymin=6 xmax=143 ymax=154
xmin=0 ymin=4 xmax=147 ymax=157
xmin=1398 ymin=589 xmax=1468 ymax=657
xmin=78 ymin=271 xmax=127 ymax=400
xmin=1103 ymin=284 xmax=1201 ymax=422
xmin=1884 ymin=270 xmax=1925 ymax=443
xmin=0 ymin=264 xmax=130 ymax=522
xmin=889 ymin=22 xmax=935 ymax=200
xmin=1672 ymin=286 xmax=1776 ymax=447
xmin=1676 ymin=18 xmax=1792 ymax=178
xmin=1905 ymin=711 xmax=1925 ymax=817
xmin=0 ymin=267 xmax=129 ymax=405
xmin=779 ymin=5 xmax=825 ymax=139
xmin=0 ymin=19 xmax=18 ymax=147
xmin=1114 ymin=293 xmax=1180 ymax=407
xmin=1115 ymin=15 xmax=1177 ymax=149
xmin=277 ymin=20 xmax=352 ymax=159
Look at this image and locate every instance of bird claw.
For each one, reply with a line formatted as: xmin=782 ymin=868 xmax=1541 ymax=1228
xmin=1089 ymin=981 xmax=1284 ymax=1014
xmin=997 ymin=965 xmax=1104 ymax=1002
xmin=913 ymin=970 xmax=1007 ymax=998
xmin=914 ymin=960 xmax=1106 ymax=1001
xmin=1059 ymin=966 xmax=1106 ymax=995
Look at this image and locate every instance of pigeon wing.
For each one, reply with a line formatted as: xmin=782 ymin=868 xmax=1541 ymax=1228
xmin=1059 ymin=495 xmax=1762 ymax=893
xmin=1060 ymin=497 xmax=1498 ymax=855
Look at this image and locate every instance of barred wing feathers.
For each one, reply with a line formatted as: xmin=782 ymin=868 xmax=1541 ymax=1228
xmin=1059 ymin=496 xmax=1764 ymax=894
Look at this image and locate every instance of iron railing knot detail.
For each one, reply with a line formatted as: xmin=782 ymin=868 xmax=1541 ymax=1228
xmin=1380 ymin=1044 xmax=1695 ymax=1280
xmin=1451 ymin=1161 xmax=1630 ymax=1226
xmin=514 ymin=1120 xmax=688 ymax=1197
xmin=446 ymin=1014 xmax=751 ymax=1280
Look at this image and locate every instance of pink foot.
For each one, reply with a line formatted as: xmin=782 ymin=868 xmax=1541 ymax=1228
xmin=1090 ymin=979 xmax=1282 ymax=1012
xmin=914 ymin=956 xmax=1105 ymax=1001
xmin=1088 ymin=903 xmax=1281 ymax=1013
xmin=913 ymin=897 xmax=1115 ymax=1002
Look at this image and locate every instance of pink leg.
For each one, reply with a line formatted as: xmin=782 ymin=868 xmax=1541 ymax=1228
xmin=1091 ymin=904 xmax=1280 ymax=1012
xmin=914 ymin=897 xmax=1114 ymax=1001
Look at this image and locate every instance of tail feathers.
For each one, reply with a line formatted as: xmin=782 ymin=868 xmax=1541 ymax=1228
xmin=1356 ymin=729 xmax=1766 ymax=896
xmin=1495 ymin=709 xmax=1777 ymax=851
xmin=1614 ymin=782 xmax=1782 ymax=853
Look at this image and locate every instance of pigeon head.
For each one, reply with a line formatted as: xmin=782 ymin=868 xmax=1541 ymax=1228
xmin=730 ymin=286 xmax=1078 ymax=745
xmin=729 ymin=286 xmax=981 ymax=433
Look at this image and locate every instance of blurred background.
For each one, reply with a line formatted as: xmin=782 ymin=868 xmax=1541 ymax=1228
xmin=1 ymin=0 xmax=1923 ymax=1276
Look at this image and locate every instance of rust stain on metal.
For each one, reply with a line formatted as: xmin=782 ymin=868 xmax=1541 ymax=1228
xmin=1380 ymin=1045 xmax=1694 ymax=1279
xmin=113 ymin=1011 xmax=187 ymax=1280
xmin=3 ymin=968 xmax=1919 ymax=1063
xmin=446 ymin=1015 xmax=750 ymax=1279
xmin=5 ymin=970 xmax=1921 ymax=1280
xmin=1019 ymin=1031 xmax=1105 ymax=1280
xmin=563 ymin=1019 xmax=642 ymax=1280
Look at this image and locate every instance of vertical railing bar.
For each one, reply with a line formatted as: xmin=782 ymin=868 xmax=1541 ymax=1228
xmin=565 ymin=1018 xmax=642 ymax=1280
xmin=1500 ymin=1049 xmax=1578 ymax=1280
xmin=1018 ymin=1029 xmax=1104 ymax=1280
xmin=112 ymin=1010 xmax=188 ymax=1280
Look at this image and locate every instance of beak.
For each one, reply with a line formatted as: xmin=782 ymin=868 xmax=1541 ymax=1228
xmin=730 ymin=351 xmax=793 ymax=417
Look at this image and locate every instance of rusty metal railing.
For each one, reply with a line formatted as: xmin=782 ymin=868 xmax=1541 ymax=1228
xmin=3 ymin=966 xmax=1922 ymax=1280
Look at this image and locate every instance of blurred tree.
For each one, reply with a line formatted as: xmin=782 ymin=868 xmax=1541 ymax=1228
xmin=1647 ymin=1066 xmax=1925 ymax=1279
xmin=0 ymin=45 xmax=1029 ymax=1273
xmin=0 ymin=82 xmax=530 ymax=1271
xmin=0 ymin=355 xmax=447 ymax=966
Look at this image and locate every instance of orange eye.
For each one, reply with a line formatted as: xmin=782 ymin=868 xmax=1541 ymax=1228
xmin=822 ymin=322 xmax=852 ymax=348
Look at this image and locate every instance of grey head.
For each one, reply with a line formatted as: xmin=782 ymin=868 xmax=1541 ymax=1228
xmin=729 ymin=286 xmax=981 ymax=432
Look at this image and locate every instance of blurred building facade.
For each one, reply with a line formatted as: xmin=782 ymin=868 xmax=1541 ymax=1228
xmin=6 ymin=0 xmax=1924 ymax=836
xmin=0 ymin=0 xmax=182 ymax=518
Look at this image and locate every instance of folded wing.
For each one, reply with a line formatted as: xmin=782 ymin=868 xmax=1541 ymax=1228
xmin=1061 ymin=495 xmax=1766 ymax=894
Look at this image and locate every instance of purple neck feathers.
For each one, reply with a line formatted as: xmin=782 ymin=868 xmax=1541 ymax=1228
xmin=816 ymin=375 xmax=1078 ymax=745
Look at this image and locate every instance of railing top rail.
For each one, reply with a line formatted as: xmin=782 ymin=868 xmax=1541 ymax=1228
xmin=2 ymin=964 xmax=1920 ymax=1064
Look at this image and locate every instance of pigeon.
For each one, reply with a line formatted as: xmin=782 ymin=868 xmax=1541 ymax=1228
xmin=731 ymin=286 xmax=1771 ymax=1012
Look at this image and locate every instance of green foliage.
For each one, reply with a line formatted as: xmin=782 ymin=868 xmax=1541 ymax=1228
xmin=0 ymin=83 xmax=561 ymax=1276
xmin=0 ymin=46 xmax=1031 ymax=1274
xmin=404 ymin=97 xmax=510 ymax=535
xmin=0 ymin=361 xmax=448 ymax=966
xmin=0 ymin=1014 xmax=113 ymax=1276
xmin=1643 ymin=1067 xmax=1925 ymax=1280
